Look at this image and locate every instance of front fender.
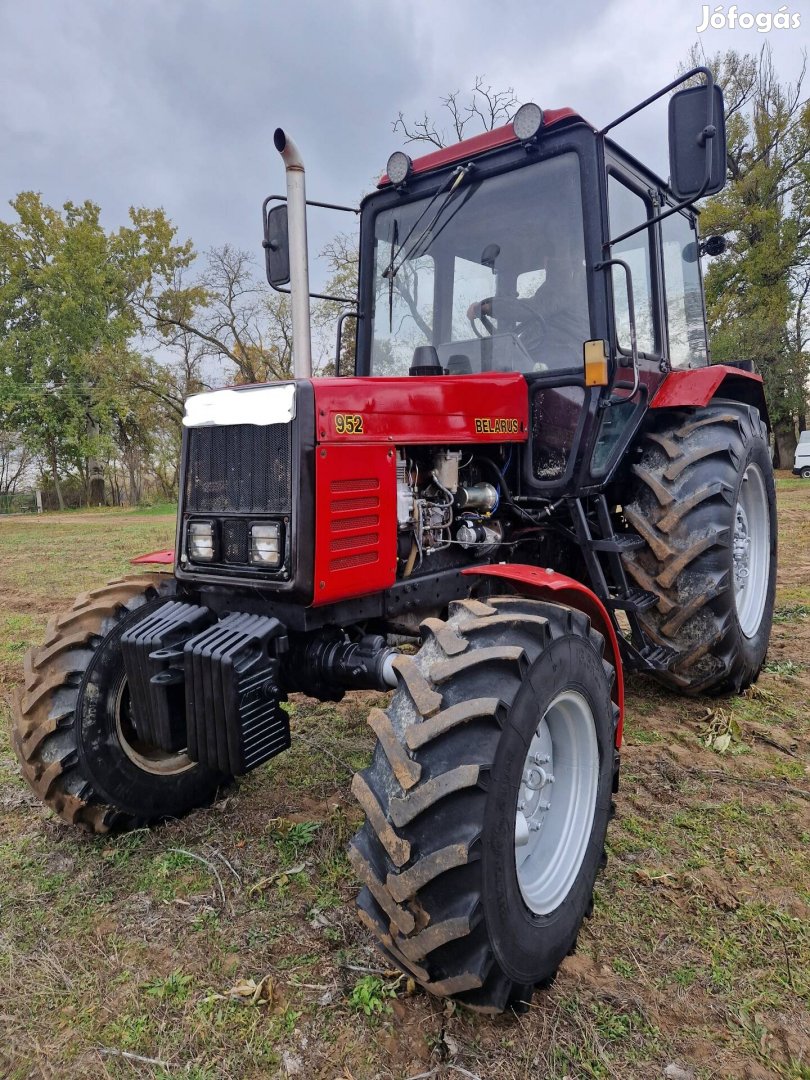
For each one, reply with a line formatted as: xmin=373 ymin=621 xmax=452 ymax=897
xmin=462 ymin=564 xmax=624 ymax=746
xmin=131 ymin=549 xmax=175 ymax=565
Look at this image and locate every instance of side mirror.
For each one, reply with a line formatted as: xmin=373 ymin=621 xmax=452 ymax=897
xmin=668 ymin=83 xmax=727 ymax=201
xmin=481 ymin=243 xmax=501 ymax=270
xmin=263 ymin=203 xmax=290 ymax=288
xmin=701 ymin=234 xmax=727 ymax=257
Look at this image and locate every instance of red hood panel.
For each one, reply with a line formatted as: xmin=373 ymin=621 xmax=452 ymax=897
xmin=312 ymin=374 xmax=529 ymax=445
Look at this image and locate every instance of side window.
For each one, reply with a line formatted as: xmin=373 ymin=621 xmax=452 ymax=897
xmin=608 ymin=177 xmax=655 ymax=355
xmin=517 ymin=268 xmax=545 ymax=298
xmin=662 ymin=212 xmax=707 ymax=369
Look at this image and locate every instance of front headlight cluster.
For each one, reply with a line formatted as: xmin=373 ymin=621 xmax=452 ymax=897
xmin=186 ymin=521 xmax=284 ymax=568
xmin=187 ymin=521 xmax=215 ymax=561
xmin=249 ymin=523 xmax=282 ymax=567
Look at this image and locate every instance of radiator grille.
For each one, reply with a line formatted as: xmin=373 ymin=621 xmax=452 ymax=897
xmin=185 ymin=424 xmax=292 ymax=514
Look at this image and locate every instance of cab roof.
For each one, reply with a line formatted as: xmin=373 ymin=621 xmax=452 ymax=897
xmin=378 ymin=107 xmax=589 ymax=187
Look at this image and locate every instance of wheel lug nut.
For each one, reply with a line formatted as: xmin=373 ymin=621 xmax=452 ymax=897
xmin=517 ymin=800 xmax=525 ymax=811
xmin=529 ymin=822 xmax=541 ymax=832
xmin=533 ymin=753 xmax=550 ymax=764
xmin=539 ymin=801 xmax=551 ymax=811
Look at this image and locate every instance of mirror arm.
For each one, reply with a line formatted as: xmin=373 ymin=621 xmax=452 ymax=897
xmin=605 ymin=183 xmax=710 ymax=248
xmin=599 ymin=64 xmax=719 ymax=244
xmin=262 ymin=195 xmax=359 ymax=216
xmin=597 ymin=65 xmax=714 ymax=137
xmin=595 ymin=258 xmax=640 ymax=403
xmin=335 ymin=310 xmax=362 ymax=376
xmin=271 ymin=285 xmax=356 ymax=303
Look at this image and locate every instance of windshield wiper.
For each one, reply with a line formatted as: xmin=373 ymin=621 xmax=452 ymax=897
xmin=383 ymin=162 xmax=473 ymax=285
xmin=388 ymin=218 xmax=398 ymax=331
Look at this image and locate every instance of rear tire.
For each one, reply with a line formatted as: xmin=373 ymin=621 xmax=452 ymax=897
xmin=13 ymin=575 xmax=228 ymax=833
xmin=348 ymin=596 xmax=618 ymax=1012
xmin=622 ymin=401 xmax=777 ymax=694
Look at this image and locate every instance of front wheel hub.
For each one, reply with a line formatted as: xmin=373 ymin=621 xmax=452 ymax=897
xmin=514 ymin=689 xmax=599 ymax=915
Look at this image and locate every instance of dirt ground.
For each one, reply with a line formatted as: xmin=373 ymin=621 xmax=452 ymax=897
xmin=0 ymin=483 xmax=807 ymax=1080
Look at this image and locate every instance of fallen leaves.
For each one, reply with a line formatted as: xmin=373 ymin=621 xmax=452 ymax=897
xmin=247 ymin=862 xmax=309 ymax=895
xmin=209 ymin=973 xmax=276 ymax=1006
xmin=631 ymin=864 xmax=740 ymax=910
xmin=700 ymin=707 xmax=742 ymax=754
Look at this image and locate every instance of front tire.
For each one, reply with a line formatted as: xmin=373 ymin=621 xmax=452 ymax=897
xmin=349 ymin=596 xmax=618 ymax=1012
xmin=13 ymin=575 xmax=228 ymax=833
xmin=622 ymin=401 xmax=777 ymax=694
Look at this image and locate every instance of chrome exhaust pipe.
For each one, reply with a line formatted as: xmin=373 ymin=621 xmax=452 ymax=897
xmin=274 ymin=128 xmax=313 ymax=379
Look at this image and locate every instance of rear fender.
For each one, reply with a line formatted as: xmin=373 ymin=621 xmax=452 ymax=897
xmin=462 ymin=564 xmax=624 ymax=746
xmin=650 ymin=365 xmax=769 ymax=427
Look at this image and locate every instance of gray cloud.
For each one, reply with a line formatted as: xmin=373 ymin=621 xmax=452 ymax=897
xmin=1 ymin=0 xmax=806 ymax=291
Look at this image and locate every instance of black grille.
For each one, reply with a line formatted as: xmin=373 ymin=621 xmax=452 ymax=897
xmin=185 ymin=424 xmax=292 ymax=515
xmin=221 ymin=519 xmax=249 ymax=564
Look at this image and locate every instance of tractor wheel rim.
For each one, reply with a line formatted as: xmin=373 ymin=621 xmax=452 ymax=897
xmin=114 ymin=675 xmax=194 ymax=776
xmin=733 ymin=463 xmax=770 ymax=639
xmin=514 ymin=689 xmax=599 ymax=915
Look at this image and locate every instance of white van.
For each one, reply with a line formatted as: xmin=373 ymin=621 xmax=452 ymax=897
xmin=795 ymin=431 xmax=810 ymax=478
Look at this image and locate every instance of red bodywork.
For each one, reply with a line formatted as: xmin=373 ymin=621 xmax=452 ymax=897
xmin=651 ymin=365 xmax=766 ymax=417
xmin=131 ymin=549 xmax=174 ymax=565
xmin=462 ymin=564 xmax=624 ymax=745
xmin=312 ymin=374 xmax=529 ymax=444
xmin=313 ymin=443 xmax=398 ymax=605
xmin=310 ymin=373 xmax=528 ymax=605
xmin=378 ymin=108 xmax=586 ymax=186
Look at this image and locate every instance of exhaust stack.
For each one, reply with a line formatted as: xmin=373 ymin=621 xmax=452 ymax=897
xmin=274 ymin=128 xmax=313 ymax=379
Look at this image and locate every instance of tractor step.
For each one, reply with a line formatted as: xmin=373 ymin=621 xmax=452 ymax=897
xmin=588 ymin=533 xmax=646 ymax=553
xmin=605 ymin=587 xmax=659 ymax=613
xmin=640 ymin=642 xmax=680 ymax=669
xmin=622 ymin=638 xmax=680 ymax=673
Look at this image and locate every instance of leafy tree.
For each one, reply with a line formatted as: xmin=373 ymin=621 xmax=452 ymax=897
xmin=685 ymin=44 xmax=810 ymax=463
xmin=140 ymin=245 xmax=296 ymax=384
xmin=0 ymin=193 xmax=195 ymax=506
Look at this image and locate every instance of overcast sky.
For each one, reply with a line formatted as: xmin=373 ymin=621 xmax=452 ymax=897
xmin=1 ymin=0 xmax=807 ymax=291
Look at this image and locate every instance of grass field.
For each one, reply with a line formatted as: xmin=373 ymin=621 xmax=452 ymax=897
xmin=0 ymin=485 xmax=808 ymax=1080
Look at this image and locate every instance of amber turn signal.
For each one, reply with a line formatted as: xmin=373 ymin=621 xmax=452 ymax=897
xmin=583 ymin=340 xmax=609 ymax=387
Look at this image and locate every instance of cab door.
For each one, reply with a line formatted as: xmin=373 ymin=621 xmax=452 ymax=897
xmin=588 ymin=161 xmax=664 ymax=481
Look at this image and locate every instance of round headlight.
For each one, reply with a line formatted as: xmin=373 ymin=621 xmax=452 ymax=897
xmin=386 ymin=151 xmax=413 ymax=186
xmin=513 ymin=102 xmax=544 ymax=142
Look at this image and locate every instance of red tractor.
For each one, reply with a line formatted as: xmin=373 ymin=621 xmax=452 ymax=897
xmin=14 ymin=69 xmax=776 ymax=1013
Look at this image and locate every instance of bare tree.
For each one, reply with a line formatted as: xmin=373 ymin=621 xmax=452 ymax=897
xmin=138 ymin=246 xmax=295 ymax=385
xmin=0 ymin=434 xmax=33 ymax=496
xmin=393 ymin=76 xmax=518 ymax=149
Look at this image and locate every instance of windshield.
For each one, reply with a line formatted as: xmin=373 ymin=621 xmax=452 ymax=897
xmin=370 ymin=152 xmax=590 ymax=376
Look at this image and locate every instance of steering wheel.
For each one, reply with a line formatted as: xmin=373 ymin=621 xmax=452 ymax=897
xmin=468 ymin=296 xmax=548 ymax=339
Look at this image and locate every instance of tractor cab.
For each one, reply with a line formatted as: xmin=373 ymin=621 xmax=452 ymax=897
xmin=265 ymin=71 xmax=730 ymax=498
